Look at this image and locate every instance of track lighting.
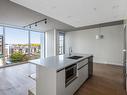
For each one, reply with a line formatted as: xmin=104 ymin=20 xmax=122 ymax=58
xmin=45 ymin=19 xmax=47 ymax=24
xmin=35 ymin=23 xmax=37 ymax=26
xmin=23 ymin=18 xmax=47 ymax=28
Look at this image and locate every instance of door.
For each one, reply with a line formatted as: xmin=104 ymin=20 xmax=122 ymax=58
xmin=0 ymin=35 xmax=4 ymax=66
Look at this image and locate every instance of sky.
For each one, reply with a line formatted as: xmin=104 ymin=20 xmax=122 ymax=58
xmin=0 ymin=26 xmax=44 ymax=44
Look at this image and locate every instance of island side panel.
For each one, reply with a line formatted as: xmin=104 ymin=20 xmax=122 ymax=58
xmin=36 ymin=65 xmax=57 ymax=95
xmin=88 ymin=56 xmax=93 ymax=78
xmin=56 ymin=70 xmax=65 ymax=95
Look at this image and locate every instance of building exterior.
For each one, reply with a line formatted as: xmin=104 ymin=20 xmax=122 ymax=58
xmin=5 ymin=44 xmax=41 ymax=61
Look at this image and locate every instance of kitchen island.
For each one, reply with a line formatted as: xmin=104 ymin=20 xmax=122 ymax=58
xmin=29 ymin=54 xmax=93 ymax=95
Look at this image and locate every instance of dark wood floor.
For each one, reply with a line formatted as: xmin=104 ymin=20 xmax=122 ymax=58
xmin=0 ymin=63 xmax=126 ymax=95
xmin=75 ymin=64 xmax=127 ymax=95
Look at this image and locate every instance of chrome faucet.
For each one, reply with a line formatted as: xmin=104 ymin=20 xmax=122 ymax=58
xmin=69 ymin=47 xmax=72 ymax=56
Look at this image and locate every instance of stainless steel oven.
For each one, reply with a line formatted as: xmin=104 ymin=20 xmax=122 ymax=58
xmin=65 ymin=64 xmax=77 ymax=87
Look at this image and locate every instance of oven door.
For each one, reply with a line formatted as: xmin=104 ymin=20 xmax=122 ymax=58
xmin=65 ymin=64 xmax=77 ymax=86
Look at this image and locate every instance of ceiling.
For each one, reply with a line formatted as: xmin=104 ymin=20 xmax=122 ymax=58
xmin=0 ymin=0 xmax=74 ymax=32
xmin=10 ymin=0 xmax=126 ymax=27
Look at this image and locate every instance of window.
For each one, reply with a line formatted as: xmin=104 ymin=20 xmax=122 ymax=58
xmin=0 ymin=27 xmax=3 ymax=55
xmin=0 ymin=26 xmax=3 ymax=66
xmin=0 ymin=25 xmax=45 ymax=66
xmin=0 ymin=26 xmax=3 ymax=35
xmin=5 ymin=27 xmax=29 ymax=64
xmin=58 ymin=32 xmax=65 ymax=55
xmin=30 ymin=31 xmax=45 ymax=59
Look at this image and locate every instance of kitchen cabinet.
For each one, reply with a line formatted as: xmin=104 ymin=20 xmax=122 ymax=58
xmin=65 ymin=59 xmax=88 ymax=95
xmin=30 ymin=54 xmax=93 ymax=95
xmin=78 ymin=64 xmax=88 ymax=87
xmin=65 ymin=77 xmax=79 ymax=95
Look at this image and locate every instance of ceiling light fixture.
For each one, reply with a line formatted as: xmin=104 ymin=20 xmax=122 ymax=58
xmin=35 ymin=23 xmax=37 ymax=26
xmin=29 ymin=25 xmax=31 ymax=28
xmin=96 ymin=24 xmax=104 ymax=40
xmin=23 ymin=18 xmax=47 ymax=28
xmin=45 ymin=20 xmax=47 ymax=24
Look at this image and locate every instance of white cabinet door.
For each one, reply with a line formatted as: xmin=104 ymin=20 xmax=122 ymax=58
xmin=78 ymin=64 xmax=88 ymax=88
xmin=65 ymin=64 xmax=88 ymax=95
xmin=57 ymin=70 xmax=65 ymax=95
xmin=65 ymin=78 xmax=79 ymax=95
xmin=78 ymin=59 xmax=88 ymax=69
xmin=57 ymin=62 xmax=88 ymax=95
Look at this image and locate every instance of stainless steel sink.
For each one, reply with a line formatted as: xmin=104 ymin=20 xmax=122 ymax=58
xmin=67 ymin=56 xmax=83 ymax=60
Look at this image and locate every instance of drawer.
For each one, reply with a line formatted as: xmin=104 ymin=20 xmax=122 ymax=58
xmin=65 ymin=77 xmax=79 ymax=95
xmin=78 ymin=59 xmax=88 ymax=69
xmin=77 ymin=64 xmax=88 ymax=87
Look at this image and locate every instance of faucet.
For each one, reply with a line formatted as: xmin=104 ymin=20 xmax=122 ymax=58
xmin=69 ymin=47 xmax=72 ymax=56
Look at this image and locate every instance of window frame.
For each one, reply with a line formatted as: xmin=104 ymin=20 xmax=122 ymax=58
xmin=58 ymin=32 xmax=65 ymax=55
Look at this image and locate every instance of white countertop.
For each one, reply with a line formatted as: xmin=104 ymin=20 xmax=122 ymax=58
xmin=29 ymin=54 xmax=93 ymax=71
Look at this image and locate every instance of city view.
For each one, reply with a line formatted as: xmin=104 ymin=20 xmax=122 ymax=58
xmin=5 ymin=43 xmax=41 ymax=63
xmin=0 ymin=26 xmax=44 ymax=65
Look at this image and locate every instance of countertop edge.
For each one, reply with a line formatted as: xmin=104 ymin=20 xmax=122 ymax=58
xmin=56 ymin=56 xmax=93 ymax=72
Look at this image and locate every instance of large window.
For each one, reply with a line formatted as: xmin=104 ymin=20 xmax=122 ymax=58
xmin=30 ymin=31 xmax=45 ymax=59
xmin=0 ymin=26 xmax=3 ymax=66
xmin=58 ymin=32 xmax=65 ymax=55
xmin=0 ymin=26 xmax=45 ymax=66
xmin=5 ymin=27 xmax=29 ymax=64
xmin=0 ymin=27 xmax=3 ymax=55
xmin=0 ymin=26 xmax=3 ymax=35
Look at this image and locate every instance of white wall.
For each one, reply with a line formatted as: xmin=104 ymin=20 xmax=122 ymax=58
xmin=45 ymin=29 xmax=57 ymax=57
xmin=65 ymin=25 xmax=124 ymax=65
xmin=45 ymin=29 xmax=64 ymax=57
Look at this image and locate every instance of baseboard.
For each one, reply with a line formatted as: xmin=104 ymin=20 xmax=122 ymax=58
xmin=93 ymin=61 xmax=123 ymax=66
